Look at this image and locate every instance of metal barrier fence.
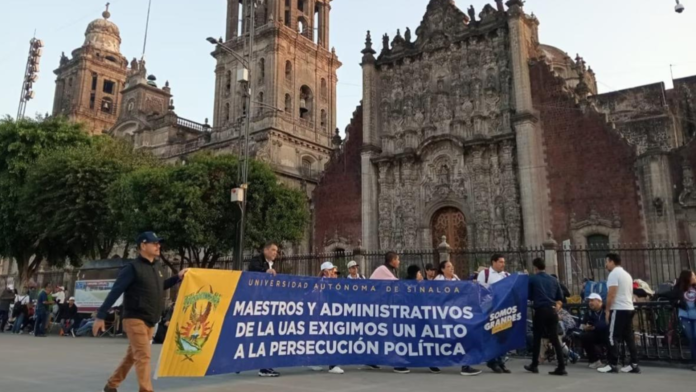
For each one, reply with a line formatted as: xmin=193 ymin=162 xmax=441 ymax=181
xmin=559 ymin=244 xmax=695 ymax=295
xmin=187 ymin=243 xmax=694 ymax=296
xmin=566 ymin=302 xmax=693 ymax=363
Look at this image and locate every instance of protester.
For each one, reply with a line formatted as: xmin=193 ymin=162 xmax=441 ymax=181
xmin=424 ymin=263 xmax=438 ymax=281
xmin=405 ymin=265 xmax=423 ymax=281
xmin=248 ymin=241 xmax=280 ymax=277
xmin=346 ymin=260 xmax=366 ymax=279
xmin=598 ymin=253 xmax=640 ymax=374
xmin=550 ymin=274 xmax=571 ymax=302
xmin=434 ymin=260 xmax=460 ymax=281
xmin=370 ymin=252 xmax=410 ymax=374
xmin=524 ymin=258 xmax=567 ymax=376
xmin=60 ymin=297 xmax=80 ymax=337
xmin=310 ymin=262 xmax=345 ymax=374
xmin=34 ymin=282 xmax=54 ymax=337
xmin=247 ymin=240 xmax=281 ymax=378
xmin=11 ymin=289 xmax=30 ymax=334
xmin=556 ymin=307 xmax=580 ymax=364
xmin=671 ymin=270 xmax=696 ymax=371
xmin=580 ymin=293 xmax=609 ymax=369
xmin=93 ymin=232 xmax=189 ymax=392
xmin=52 ymin=286 xmax=66 ymax=318
xmin=477 ymin=254 xmax=511 ymax=374
xmin=0 ymin=287 xmax=14 ymax=332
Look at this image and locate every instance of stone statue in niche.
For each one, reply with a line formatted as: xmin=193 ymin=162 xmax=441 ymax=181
xmin=485 ymin=68 xmax=498 ymax=92
xmin=438 ymin=164 xmax=451 ymax=185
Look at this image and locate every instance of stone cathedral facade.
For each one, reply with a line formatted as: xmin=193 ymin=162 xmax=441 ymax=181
xmin=313 ymin=0 xmax=696 ymax=254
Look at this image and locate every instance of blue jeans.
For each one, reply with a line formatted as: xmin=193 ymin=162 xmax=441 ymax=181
xmin=680 ymin=317 xmax=696 ymax=362
xmin=34 ymin=312 xmax=47 ymax=336
xmin=12 ymin=313 xmax=25 ymax=333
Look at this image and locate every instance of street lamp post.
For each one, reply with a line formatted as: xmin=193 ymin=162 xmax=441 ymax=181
xmin=206 ymin=0 xmax=260 ymax=270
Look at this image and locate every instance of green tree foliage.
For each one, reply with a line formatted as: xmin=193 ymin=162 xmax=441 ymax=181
xmin=22 ymin=137 xmax=157 ymax=261
xmin=110 ymin=153 xmax=309 ymax=270
xmin=0 ymin=117 xmax=91 ymax=282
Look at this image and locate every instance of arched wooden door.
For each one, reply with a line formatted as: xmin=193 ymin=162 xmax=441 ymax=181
xmin=431 ymin=207 xmax=468 ymax=277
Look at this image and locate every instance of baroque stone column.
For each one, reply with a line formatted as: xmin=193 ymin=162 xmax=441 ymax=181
xmin=507 ymin=1 xmax=551 ymax=246
xmin=361 ymin=31 xmax=380 ymax=250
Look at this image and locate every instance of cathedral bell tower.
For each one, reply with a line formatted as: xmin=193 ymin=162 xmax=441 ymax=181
xmin=213 ymin=0 xmax=340 ymax=198
xmin=52 ymin=4 xmax=128 ymax=135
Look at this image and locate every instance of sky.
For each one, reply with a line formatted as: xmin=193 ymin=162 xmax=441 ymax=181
xmin=1 ymin=0 xmax=696 ymax=133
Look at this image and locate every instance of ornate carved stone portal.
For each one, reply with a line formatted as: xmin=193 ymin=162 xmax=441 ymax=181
xmin=369 ymin=0 xmax=522 ymax=250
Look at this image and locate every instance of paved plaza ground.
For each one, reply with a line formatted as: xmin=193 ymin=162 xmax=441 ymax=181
xmin=1 ymin=334 xmax=693 ymax=392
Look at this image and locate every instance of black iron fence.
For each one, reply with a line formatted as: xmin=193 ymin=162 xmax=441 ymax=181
xmin=186 ymin=243 xmax=694 ymax=296
xmin=566 ymin=302 xmax=693 ymax=363
xmin=558 ymin=243 xmax=695 ymax=296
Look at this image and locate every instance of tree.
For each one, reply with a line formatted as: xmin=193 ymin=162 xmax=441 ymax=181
xmin=0 ymin=117 xmax=91 ymax=284
xmin=22 ymin=137 xmax=157 ymax=261
xmin=110 ymin=153 xmax=309 ymax=270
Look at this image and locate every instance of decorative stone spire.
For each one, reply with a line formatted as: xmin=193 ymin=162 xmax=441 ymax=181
xmin=361 ymin=31 xmax=376 ymax=63
xmin=495 ymin=0 xmax=505 ymax=12
xmin=382 ymin=33 xmax=390 ymax=53
xmin=404 ymin=27 xmax=412 ymax=44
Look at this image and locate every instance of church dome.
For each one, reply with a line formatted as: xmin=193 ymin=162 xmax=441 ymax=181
xmin=84 ymin=6 xmax=121 ymax=53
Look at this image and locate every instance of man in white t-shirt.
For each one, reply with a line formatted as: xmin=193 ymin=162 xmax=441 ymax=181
xmin=476 ymin=254 xmax=511 ymax=374
xmin=597 ymin=253 xmax=640 ymax=374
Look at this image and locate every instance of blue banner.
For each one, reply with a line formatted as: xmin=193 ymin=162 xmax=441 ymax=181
xmin=185 ymin=272 xmax=529 ymax=376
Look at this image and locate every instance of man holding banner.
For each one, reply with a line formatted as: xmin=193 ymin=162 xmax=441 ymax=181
xmin=94 ymin=232 xmax=188 ymax=392
xmin=477 ymin=254 xmax=512 ymax=374
xmin=247 ymin=240 xmax=282 ymax=377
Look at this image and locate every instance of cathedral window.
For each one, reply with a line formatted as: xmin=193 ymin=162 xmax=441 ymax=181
xmin=91 ymin=73 xmax=98 ymax=91
xmin=90 ymin=93 xmax=96 ymax=110
xmin=225 ymin=71 xmax=232 ymax=96
xmin=103 ymin=80 xmax=115 ymax=95
xmin=101 ymin=97 xmax=114 ymax=114
xmin=298 ymin=18 xmax=306 ymax=35
xmin=320 ymin=110 xmax=327 ymax=128
xmin=586 ymin=234 xmax=610 ymax=269
xmin=299 ymin=85 xmax=313 ymax=119
xmin=257 ymin=92 xmax=264 ymax=116
xmin=225 ymin=102 xmax=231 ymax=123
xmin=301 ymin=157 xmax=313 ymax=177
xmin=321 ymin=78 xmax=327 ymax=99
xmin=284 ymin=94 xmax=292 ymax=113
xmin=297 ymin=0 xmax=305 ymax=13
xmin=259 ymin=58 xmax=265 ymax=82
xmin=314 ymin=6 xmax=320 ymax=44
xmin=285 ymin=61 xmax=293 ymax=81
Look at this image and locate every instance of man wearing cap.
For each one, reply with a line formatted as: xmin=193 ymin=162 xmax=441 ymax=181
xmin=346 ymin=261 xmax=365 ymax=279
xmin=580 ymin=293 xmax=609 ymax=369
xmin=61 ymin=296 xmax=80 ymax=337
xmin=95 ymin=232 xmax=188 ymax=392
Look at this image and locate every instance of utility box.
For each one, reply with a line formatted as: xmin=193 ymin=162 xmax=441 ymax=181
xmin=231 ymin=187 xmax=244 ymax=203
xmin=237 ymin=68 xmax=249 ymax=83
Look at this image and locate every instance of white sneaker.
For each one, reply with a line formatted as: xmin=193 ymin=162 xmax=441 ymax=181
xmin=588 ymin=361 xmax=603 ymax=369
xmin=597 ymin=365 xmax=618 ymax=373
xmin=308 ymin=366 xmax=323 ymax=371
xmin=328 ymin=366 xmax=344 ymax=374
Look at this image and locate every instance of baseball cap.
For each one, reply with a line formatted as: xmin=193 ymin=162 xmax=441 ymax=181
xmin=68 ymin=297 xmax=75 ymax=301
xmin=346 ymin=261 xmax=358 ymax=269
xmin=587 ymin=293 xmax=603 ymax=301
xmin=136 ymin=231 xmax=165 ymax=245
xmin=321 ymin=261 xmax=335 ymax=271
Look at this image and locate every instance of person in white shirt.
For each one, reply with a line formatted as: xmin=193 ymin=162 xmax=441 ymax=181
xmin=308 ymin=262 xmax=345 ymax=375
xmin=597 ymin=253 xmax=640 ymax=374
xmin=477 ymin=254 xmax=511 ymax=374
xmin=346 ymin=261 xmax=365 ymax=279
xmin=477 ymin=254 xmax=510 ymax=289
xmin=434 ymin=260 xmax=460 ymax=281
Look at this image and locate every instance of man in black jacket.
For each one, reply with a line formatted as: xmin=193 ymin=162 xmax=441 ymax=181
xmin=94 ymin=232 xmax=188 ymax=392
xmin=580 ymin=293 xmax=609 ymax=368
xmin=248 ymin=241 xmax=280 ymax=276
xmin=247 ymin=241 xmax=281 ymax=377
